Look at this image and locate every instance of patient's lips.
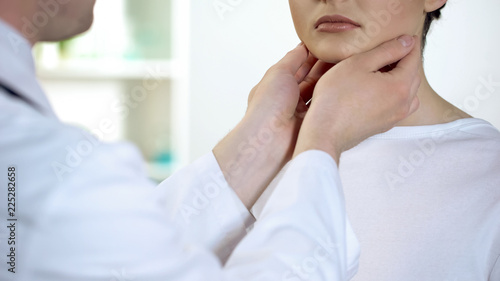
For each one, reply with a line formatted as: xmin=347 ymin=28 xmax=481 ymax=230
xmin=315 ymin=15 xmax=361 ymax=33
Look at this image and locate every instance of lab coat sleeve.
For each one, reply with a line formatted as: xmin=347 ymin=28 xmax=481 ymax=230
xmin=491 ymin=254 xmax=500 ymax=281
xmin=156 ymin=152 xmax=255 ymax=263
xmin=224 ymin=150 xmax=361 ymax=281
xmin=1 ymin=100 xmax=359 ymax=281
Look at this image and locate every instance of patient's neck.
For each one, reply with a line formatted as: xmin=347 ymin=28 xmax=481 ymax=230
xmin=395 ymin=64 xmax=472 ymax=127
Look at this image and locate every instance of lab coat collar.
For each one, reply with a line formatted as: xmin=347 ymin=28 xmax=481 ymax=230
xmin=0 ymin=18 xmax=57 ymax=118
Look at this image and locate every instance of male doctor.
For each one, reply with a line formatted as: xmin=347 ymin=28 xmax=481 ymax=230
xmin=0 ymin=0 xmax=421 ymax=280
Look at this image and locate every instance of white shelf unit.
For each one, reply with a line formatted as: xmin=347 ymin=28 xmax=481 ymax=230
xmin=35 ymin=0 xmax=191 ymax=182
xmin=36 ymin=60 xmax=178 ymax=80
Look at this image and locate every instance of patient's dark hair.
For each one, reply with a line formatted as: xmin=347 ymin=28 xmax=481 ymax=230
xmin=422 ymin=4 xmax=446 ymax=50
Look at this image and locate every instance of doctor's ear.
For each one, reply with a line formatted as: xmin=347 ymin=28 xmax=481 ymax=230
xmin=424 ymin=0 xmax=447 ymax=13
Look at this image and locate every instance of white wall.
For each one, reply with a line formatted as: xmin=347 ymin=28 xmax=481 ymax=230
xmin=187 ymin=0 xmax=500 ymax=161
xmin=187 ymin=0 xmax=298 ymax=160
xmin=424 ymin=0 xmax=500 ymax=130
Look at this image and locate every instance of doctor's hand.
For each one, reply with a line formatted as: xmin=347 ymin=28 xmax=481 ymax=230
xmin=213 ymin=43 xmax=331 ymax=209
xmin=294 ymin=35 xmax=421 ymax=164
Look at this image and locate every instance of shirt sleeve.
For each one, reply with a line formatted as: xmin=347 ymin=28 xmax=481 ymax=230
xmin=1 ymin=101 xmax=359 ymax=280
xmin=223 ymin=150 xmax=361 ymax=281
xmin=155 ymin=152 xmax=255 ymax=263
xmin=491 ymin=254 xmax=500 ymax=281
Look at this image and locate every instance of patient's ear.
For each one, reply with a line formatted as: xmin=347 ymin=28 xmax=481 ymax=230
xmin=424 ymin=0 xmax=447 ymax=13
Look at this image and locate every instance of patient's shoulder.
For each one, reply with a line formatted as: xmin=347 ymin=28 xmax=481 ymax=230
xmin=456 ymin=118 xmax=500 ymax=140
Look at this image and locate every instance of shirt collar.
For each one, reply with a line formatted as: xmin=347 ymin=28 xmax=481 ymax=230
xmin=0 ymin=18 xmax=57 ymax=118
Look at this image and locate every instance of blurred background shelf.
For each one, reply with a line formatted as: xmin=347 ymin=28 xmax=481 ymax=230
xmin=34 ymin=0 xmax=188 ymax=182
xmin=36 ymin=59 xmax=178 ymax=80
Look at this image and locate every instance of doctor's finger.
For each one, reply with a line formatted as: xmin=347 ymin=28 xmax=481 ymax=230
xmin=274 ymin=43 xmax=309 ymax=76
xmin=390 ymin=36 xmax=421 ymax=81
xmin=353 ymin=35 xmax=415 ymax=72
xmin=295 ymin=52 xmax=318 ymax=83
xmin=299 ymin=60 xmax=335 ymax=103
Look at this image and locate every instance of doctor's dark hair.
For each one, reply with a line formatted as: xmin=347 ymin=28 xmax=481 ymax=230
xmin=422 ymin=4 xmax=446 ymax=50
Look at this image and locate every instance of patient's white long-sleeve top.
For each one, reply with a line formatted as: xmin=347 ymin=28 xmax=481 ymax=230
xmin=253 ymin=118 xmax=500 ymax=281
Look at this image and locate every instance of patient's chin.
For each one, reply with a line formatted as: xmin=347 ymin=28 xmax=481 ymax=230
xmin=308 ymin=49 xmax=352 ymax=65
xmin=304 ymin=30 xmax=394 ymax=63
xmin=304 ymin=43 xmax=359 ymax=64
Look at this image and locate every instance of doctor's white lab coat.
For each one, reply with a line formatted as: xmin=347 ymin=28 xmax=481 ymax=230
xmin=0 ymin=19 xmax=360 ymax=281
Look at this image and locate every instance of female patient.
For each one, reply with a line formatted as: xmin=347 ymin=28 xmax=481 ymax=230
xmin=255 ymin=0 xmax=500 ymax=280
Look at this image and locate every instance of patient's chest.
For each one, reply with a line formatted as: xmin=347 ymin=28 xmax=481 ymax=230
xmin=339 ymin=139 xmax=500 ymax=281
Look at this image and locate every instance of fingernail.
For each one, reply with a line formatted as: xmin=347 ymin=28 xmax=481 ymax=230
xmin=397 ymin=35 xmax=413 ymax=47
